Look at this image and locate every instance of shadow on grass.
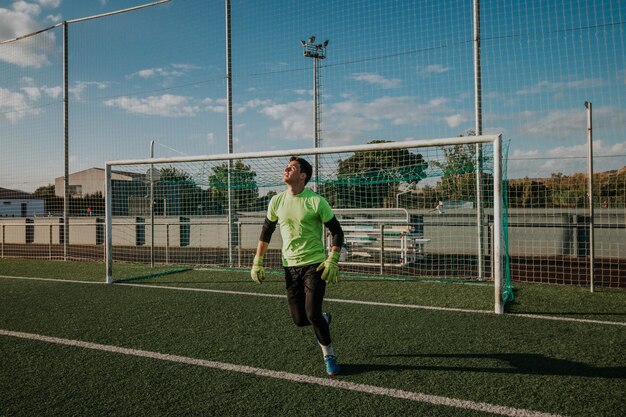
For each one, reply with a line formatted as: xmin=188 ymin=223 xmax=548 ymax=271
xmin=345 ymin=353 xmax=626 ymax=379
xmin=113 ymin=268 xmax=192 ymax=283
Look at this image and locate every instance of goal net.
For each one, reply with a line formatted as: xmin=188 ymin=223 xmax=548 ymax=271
xmin=106 ymin=135 xmax=510 ymax=312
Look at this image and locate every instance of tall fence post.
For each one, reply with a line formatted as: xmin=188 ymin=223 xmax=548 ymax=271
xmin=473 ymin=0 xmax=485 ymax=281
xmin=379 ymin=224 xmax=385 ymax=275
xmin=585 ymin=101 xmax=595 ymax=293
xmin=493 ymin=135 xmax=503 ymax=314
xmin=105 ymin=164 xmax=113 ymax=284
xmin=225 ymin=0 xmax=236 ymax=268
xmin=62 ymin=21 xmax=70 ymax=262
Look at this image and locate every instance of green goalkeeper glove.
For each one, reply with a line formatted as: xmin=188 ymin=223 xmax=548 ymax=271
xmin=251 ymin=255 xmax=266 ymax=284
xmin=316 ymin=251 xmax=340 ymax=284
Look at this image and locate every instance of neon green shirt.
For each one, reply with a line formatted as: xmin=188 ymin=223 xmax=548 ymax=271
xmin=267 ymin=189 xmax=334 ymax=267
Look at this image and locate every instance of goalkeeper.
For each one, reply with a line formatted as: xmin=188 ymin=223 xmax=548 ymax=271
xmin=251 ymin=156 xmax=344 ymax=376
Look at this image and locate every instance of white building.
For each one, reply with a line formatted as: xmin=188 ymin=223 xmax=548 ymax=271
xmin=55 ymin=167 xmax=143 ymax=198
xmin=0 ymin=187 xmax=45 ymax=217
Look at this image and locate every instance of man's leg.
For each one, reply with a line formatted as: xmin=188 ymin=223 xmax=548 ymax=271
xmin=305 ymin=264 xmax=340 ymax=376
xmin=286 ymin=265 xmax=339 ymax=376
xmin=303 ymin=264 xmax=331 ymax=345
xmin=285 ymin=266 xmax=309 ymax=327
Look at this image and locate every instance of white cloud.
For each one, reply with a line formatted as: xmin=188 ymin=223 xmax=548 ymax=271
xmin=421 ymin=64 xmax=450 ymax=74
xmin=46 ymin=13 xmax=61 ymax=22
xmin=593 ymin=106 xmax=626 ymax=130
xmin=261 ymin=100 xmax=311 ymax=141
xmin=428 ymin=97 xmax=449 ymax=107
xmin=70 ymin=81 xmax=109 ymax=100
xmin=352 ymin=73 xmax=401 ymax=89
xmin=238 ymin=98 xmax=272 ymax=114
xmin=135 ymin=69 xmax=156 ymax=78
xmin=19 ymin=76 xmax=60 ymax=99
xmin=259 ymin=95 xmax=467 ymax=144
xmin=508 ymin=140 xmax=626 ymax=178
xmin=445 ymin=114 xmax=467 ymax=128
xmin=0 ymin=76 xmax=68 ymax=122
xmin=37 ymin=0 xmax=61 ymax=7
xmin=19 ymin=77 xmax=106 ymax=103
xmin=0 ymin=4 xmax=56 ymax=68
xmin=516 ymin=78 xmax=604 ymax=95
xmin=520 ymin=106 xmax=626 ymax=139
xmin=13 ymin=1 xmax=41 ymax=16
xmin=171 ymin=63 xmax=200 ymax=71
xmin=128 ymin=64 xmax=200 ymax=80
xmin=21 ymin=86 xmax=41 ymax=100
xmin=104 ymin=94 xmax=202 ymax=117
xmin=520 ymin=109 xmax=584 ymax=138
xmin=41 ymin=85 xmax=61 ymax=99
xmin=0 ymin=87 xmax=40 ymax=122
xmin=21 ymin=76 xmax=36 ymax=85
xmin=244 ymin=99 xmax=272 ymax=109
xmin=203 ymin=97 xmax=226 ymax=113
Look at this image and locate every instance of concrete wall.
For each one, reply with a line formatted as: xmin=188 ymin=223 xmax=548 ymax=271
xmin=0 ymin=209 xmax=624 ymax=259
xmin=0 ymin=217 xmax=102 ymax=245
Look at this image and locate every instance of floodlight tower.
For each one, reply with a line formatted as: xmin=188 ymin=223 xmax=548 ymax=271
xmin=300 ymin=36 xmax=328 ymax=191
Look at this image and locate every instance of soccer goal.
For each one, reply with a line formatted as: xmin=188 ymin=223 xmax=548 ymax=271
xmin=105 ymin=134 xmax=509 ymax=313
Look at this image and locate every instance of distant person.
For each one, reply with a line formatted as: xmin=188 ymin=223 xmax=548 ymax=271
xmin=433 ymin=200 xmax=445 ymax=215
xmin=251 ymin=156 xmax=344 ymax=376
xmin=602 ymin=200 xmax=608 ymax=208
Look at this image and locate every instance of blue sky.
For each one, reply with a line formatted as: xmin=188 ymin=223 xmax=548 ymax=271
xmin=1 ymin=0 xmax=625 ymax=191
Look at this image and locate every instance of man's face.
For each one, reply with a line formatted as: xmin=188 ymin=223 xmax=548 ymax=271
xmin=283 ymin=160 xmax=305 ymax=185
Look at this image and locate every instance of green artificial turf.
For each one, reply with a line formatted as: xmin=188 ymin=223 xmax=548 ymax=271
xmin=1 ymin=264 xmax=624 ymax=416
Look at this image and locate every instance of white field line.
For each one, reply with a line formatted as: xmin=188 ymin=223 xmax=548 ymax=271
xmin=0 ymin=275 xmax=105 ymax=285
xmin=118 ymin=283 xmax=626 ymax=326
xmin=0 ymin=329 xmax=563 ymax=417
xmin=506 ymin=313 xmax=626 ymax=326
xmin=1 ymin=275 xmax=624 ymax=327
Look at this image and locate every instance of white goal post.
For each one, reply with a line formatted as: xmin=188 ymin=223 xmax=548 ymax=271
xmin=105 ymin=134 xmax=505 ymax=313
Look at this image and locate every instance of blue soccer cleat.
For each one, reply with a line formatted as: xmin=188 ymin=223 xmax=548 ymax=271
xmin=324 ymin=355 xmax=340 ymax=376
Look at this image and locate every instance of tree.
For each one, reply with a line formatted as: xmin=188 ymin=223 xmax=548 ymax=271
xmin=209 ymin=160 xmax=259 ymax=213
xmin=32 ymin=185 xmax=104 ymax=216
xmin=431 ymin=139 xmax=494 ymax=205
xmin=155 ymin=166 xmax=205 ymax=215
xmin=334 ymin=140 xmax=427 ymax=208
xmin=256 ymin=190 xmax=277 ymax=212
xmin=431 ymin=143 xmax=477 ymax=178
xmin=507 ymin=179 xmax=549 ymax=208
xmin=545 ymin=172 xmax=587 ymax=208
xmin=597 ymin=167 xmax=626 ymax=208
xmin=33 ymin=184 xmax=63 ymax=215
xmin=159 ymin=167 xmax=192 ymax=183
xmin=70 ymin=192 xmax=104 ymax=216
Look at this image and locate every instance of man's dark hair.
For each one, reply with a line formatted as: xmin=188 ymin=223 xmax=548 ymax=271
xmin=289 ymin=156 xmax=312 ymax=185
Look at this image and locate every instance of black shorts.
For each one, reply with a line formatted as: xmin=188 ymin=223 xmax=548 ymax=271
xmin=284 ymin=263 xmax=326 ymax=305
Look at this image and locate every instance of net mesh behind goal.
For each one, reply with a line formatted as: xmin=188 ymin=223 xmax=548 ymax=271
xmin=106 ymin=136 xmax=511 ymax=303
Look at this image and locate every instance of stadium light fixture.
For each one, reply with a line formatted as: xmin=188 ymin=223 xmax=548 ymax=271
xmin=300 ymin=35 xmax=329 ymax=191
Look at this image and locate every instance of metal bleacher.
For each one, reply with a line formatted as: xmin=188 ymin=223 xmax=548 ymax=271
xmin=329 ymin=209 xmax=430 ymax=269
